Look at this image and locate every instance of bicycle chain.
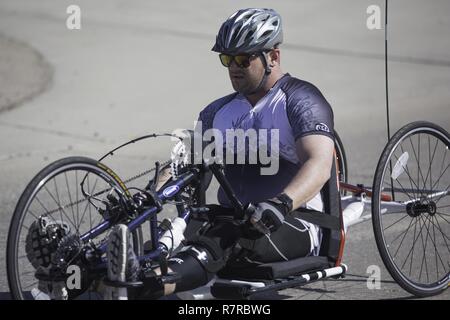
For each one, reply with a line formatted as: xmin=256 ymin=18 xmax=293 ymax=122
xmin=122 ymin=159 xmax=171 ymax=184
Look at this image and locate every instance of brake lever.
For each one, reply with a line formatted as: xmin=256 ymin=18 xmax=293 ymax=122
xmin=148 ymin=161 xmax=161 ymax=192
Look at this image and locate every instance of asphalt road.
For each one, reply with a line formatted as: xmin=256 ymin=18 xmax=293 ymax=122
xmin=0 ymin=0 xmax=449 ymax=300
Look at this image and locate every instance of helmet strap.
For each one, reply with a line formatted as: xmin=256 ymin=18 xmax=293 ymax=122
xmin=247 ymin=52 xmax=271 ymax=95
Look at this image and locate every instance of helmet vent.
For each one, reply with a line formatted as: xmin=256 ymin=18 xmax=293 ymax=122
xmin=246 ymin=30 xmax=255 ymax=41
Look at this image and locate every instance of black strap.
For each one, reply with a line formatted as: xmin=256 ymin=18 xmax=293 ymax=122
xmin=291 ymin=209 xmax=341 ymax=230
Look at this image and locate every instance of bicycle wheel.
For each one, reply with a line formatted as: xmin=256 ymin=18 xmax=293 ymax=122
xmin=334 ymin=130 xmax=348 ymax=194
xmin=7 ymin=156 xmax=143 ymax=300
xmin=372 ymin=121 xmax=449 ymax=297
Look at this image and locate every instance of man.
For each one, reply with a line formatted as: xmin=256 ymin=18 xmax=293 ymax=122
xmin=106 ymin=8 xmax=335 ymax=299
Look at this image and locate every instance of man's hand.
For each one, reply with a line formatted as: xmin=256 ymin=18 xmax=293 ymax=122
xmin=250 ymin=193 xmax=293 ymax=234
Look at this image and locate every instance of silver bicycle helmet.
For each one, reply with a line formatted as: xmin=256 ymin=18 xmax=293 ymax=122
xmin=212 ymin=8 xmax=283 ymax=55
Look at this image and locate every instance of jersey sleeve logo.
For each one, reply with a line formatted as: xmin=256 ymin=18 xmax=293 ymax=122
xmin=315 ymin=122 xmax=330 ymax=133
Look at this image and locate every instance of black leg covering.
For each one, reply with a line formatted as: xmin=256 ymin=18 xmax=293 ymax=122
xmin=136 ymin=220 xmax=240 ymax=298
xmin=169 ymin=248 xmax=215 ymax=293
xmin=135 ymin=246 xmax=217 ymax=299
xmin=167 ymin=220 xmax=240 ymax=293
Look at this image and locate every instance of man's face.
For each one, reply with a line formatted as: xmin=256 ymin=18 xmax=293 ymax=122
xmin=227 ymin=53 xmax=265 ymax=95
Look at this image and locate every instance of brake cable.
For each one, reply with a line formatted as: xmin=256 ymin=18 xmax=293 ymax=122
xmin=80 ymin=133 xmax=182 ymax=198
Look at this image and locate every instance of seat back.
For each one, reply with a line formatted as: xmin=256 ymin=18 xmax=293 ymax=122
xmin=318 ymin=153 xmax=345 ymax=265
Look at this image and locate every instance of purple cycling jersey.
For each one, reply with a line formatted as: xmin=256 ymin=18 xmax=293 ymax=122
xmin=198 ymin=73 xmax=334 ymax=211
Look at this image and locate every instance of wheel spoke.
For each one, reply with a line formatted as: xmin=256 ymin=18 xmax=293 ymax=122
xmin=34 ymin=195 xmax=60 ymax=225
xmin=395 ymin=147 xmax=420 ymax=199
xmin=426 ymin=215 xmax=450 ymax=246
xmin=417 ymin=215 xmax=430 ymax=283
xmin=53 ymin=176 xmax=64 ymax=224
xmin=431 ymin=214 xmax=439 ymax=281
xmin=429 ymin=156 xmax=450 ymax=203
xmin=435 ymin=212 xmax=450 ymax=224
xmin=23 ymin=281 xmax=38 ymax=290
xmin=424 ymin=215 xmax=448 ymax=274
xmin=383 ymin=162 xmax=415 ymax=202
xmin=436 ymin=212 xmax=450 ymax=217
xmin=399 ymin=145 xmax=417 ymax=200
xmin=416 ymin=215 xmax=426 ymax=281
xmin=436 ymin=143 xmax=448 ymax=192
xmin=383 ymin=213 xmax=409 ymax=231
xmin=393 ymin=178 xmax=415 ymax=202
xmin=392 ymin=217 xmax=417 ymax=258
xmin=420 ymin=137 xmax=439 ymax=198
xmin=433 ymin=181 xmax=450 ymax=206
xmin=409 ymin=135 xmax=427 ymax=195
xmin=26 ymin=209 xmax=39 ymax=220
xmin=76 ymin=170 xmax=80 ymax=231
xmin=64 ymin=171 xmax=78 ymax=231
xmin=44 ymin=185 xmax=78 ymax=232
xmin=399 ymin=217 xmax=424 ymax=269
xmin=77 ymin=175 xmax=100 ymax=233
xmin=390 ymin=216 xmax=415 ymax=245
xmin=88 ymin=178 xmax=99 ymax=234
xmin=408 ymin=216 xmax=418 ymax=276
xmin=35 ymin=195 xmax=50 ymax=215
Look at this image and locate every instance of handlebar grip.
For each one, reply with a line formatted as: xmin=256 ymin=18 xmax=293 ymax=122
xmin=244 ymin=203 xmax=256 ymax=216
xmin=242 ymin=203 xmax=270 ymax=235
xmin=236 ymin=203 xmax=255 ymax=220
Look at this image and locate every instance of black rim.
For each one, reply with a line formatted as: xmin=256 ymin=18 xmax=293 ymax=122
xmin=9 ymin=161 xmax=125 ymax=300
xmin=334 ymin=130 xmax=348 ymax=195
xmin=377 ymin=126 xmax=449 ymax=291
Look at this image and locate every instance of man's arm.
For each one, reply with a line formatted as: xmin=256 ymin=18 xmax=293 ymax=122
xmin=283 ymin=134 xmax=335 ymax=210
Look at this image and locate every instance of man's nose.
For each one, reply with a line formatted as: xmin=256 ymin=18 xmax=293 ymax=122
xmin=228 ymin=59 xmax=240 ymax=70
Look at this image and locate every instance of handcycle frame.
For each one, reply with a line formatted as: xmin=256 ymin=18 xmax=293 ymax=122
xmin=74 ymin=150 xmax=445 ymax=299
xmin=83 ymin=153 xmax=352 ymax=299
xmin=81 ymin=156 xmax=350 ymax=299
xmin=100 ymin=154 xmax=448 ymax=299
xmin=8 ymin=122 xmax=449 ymax=299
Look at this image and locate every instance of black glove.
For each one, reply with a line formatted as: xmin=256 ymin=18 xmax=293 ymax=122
xmin=250 ymin=193 xmax=293 ymax=234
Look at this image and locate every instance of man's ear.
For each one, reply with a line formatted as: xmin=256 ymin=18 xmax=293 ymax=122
xmin=269 ymin=49 xmax=280 ymax=66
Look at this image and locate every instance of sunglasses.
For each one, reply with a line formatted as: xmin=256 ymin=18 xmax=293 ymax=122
xmin=219 ymin=53 xmax=260 ymax=68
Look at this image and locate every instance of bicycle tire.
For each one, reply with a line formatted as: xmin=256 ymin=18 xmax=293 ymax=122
xmin=334 ymin=130 xmax=348 ymax=193
xmin=372 ymin=121 xmax=449 ymax=297
xmin=7 ymin=156 xmax=143 ymax=300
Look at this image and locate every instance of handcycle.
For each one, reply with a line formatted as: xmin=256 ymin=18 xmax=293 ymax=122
xmin=6 ymin=121 xmax=449 ymax=299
